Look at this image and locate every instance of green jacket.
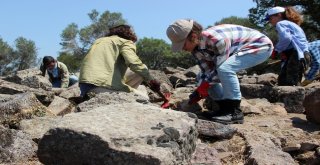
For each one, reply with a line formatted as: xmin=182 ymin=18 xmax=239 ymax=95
xmin=40 ymin=61 xmax=70 ymax=88
xmin=79 ymin=35 xmax=153 ymax=92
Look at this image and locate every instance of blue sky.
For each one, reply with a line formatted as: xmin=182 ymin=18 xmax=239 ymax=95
xmin=0 ymin=0 xmax=255 ymax=58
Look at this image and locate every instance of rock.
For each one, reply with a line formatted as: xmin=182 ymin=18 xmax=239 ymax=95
xmin=0 ymin=94 xmax=15 ymax=103
xmin=164 ymin=67 xmax=180 ymax=74
xmin=169 ymin=73 xmax=194 ymax=88
xmin=300 ymin=141 xmax=319 ymax=151
xmin=239 ymin=73 xmax=277 ymax=86
xmin=240 ymin=99 xmax=262 ymax=115
xmin=256 ymin=73 xmax=278 ymax=85
xmin=59 ymin=83 xmax=81 ymax=99
xmin=77 ymin=91 xmax=149 ymax=112
xmin=241 ymin=84 xmax=305 ymax=113
xmin=149 ymin=70 xmax=173 ymax=89
xmin=240 ymin=84 xmax=273 ymax=99
xmin=183 ymin=65 xmax=200 ymax=78
xmin=295 ymin=151 xmax=320 ymax=165
xmin=37 ymin=103 xmax=198 ymax=164
xmin=48 ymin=96 xmax=74 ymax=116
xmin=235 ymin=126 xmax=297 ymax=165
xmin=304 ymin=83 xmax=320 ymax=124
xmin=196 ymin=119 xmax=236 ymax=139
xmin=282 ymin=143 xmax=301 ymax=152
xmin=242 ymin=98 xmax=287 ymax=116
xmin=0 ymin=125 xmax=36 ymax=163
xmin=239 ymin=75 xmax=257 ymax=84
xmin=191 ymin=142 xmax=221 ymax=165
xmin=272 ymin=86 xmax=305 ymax=113
xmin=19 ymin=116 xmax=62 ymax=142
xmin=0 ymin=79 xmax=54 ymax=106
xmin=4 ymin=68 xmax=52 ymax=90
xmin=0 ymin=92 xmax=49 ymax=127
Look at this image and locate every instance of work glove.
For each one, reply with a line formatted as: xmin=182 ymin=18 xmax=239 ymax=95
xmin=300 ymin=58 xmax=308 ymax=72
xmin=148 ymin=79 xmax=161 ymax=92
xmin=301 ymin=79 xmax=312 ymax=86
xmin=188 ymin=81 xmax=211 ymax=105
xmin=271 ymin=50 xmax=278 ymax=60
xmin=196 ymin=81 xmax=210 ymax=97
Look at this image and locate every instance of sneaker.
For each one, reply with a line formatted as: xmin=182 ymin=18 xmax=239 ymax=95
xmin=211 ymin=111 xmax=244 ymax=124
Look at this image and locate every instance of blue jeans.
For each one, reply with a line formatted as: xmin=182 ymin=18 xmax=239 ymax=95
xmin=52 ymin=75 xmax=79 ymax=88
xmin=79 ymin=83 xmax=97 ymax=97
xmin=208 ymin=49 xmax=272 ymax=100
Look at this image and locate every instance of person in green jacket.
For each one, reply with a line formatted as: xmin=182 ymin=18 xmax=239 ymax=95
xmin=40 ymin=56 xmax=78 ymax=88
xmin=79 ymin=24 xmax=160 ymax=97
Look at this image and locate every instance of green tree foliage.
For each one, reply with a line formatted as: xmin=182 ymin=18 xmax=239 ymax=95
xmin=0 ymin=37 xmax=37 ymax=76
xmin=136 ymin=38 xmax=171 ymax=70
xmin=14 ymin=37 xmax=37 ymax=71
xmin=136 ymin=38 xmax=197 ymax=70
xmin=249 ymin=0 xmax=320 ymax=41
xmin=57 ymin=52 xmax=80 ymax=73
xmin=214 ymin=16 xmax=259 ymax=29
xmin=0 ymin=38 xmax=15 ymax=75
xmin=58 ymin=9 xmax=126 ymax=71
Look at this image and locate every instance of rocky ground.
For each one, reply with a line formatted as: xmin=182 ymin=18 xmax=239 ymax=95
xmin=0 ymin=67 xmax=319 ymax=165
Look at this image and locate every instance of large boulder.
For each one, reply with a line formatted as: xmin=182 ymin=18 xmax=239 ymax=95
xmin=272 ymin=86 xmax=305 ymax=113
xmin=19 ymin=116 xmax=63 ymax=142
xmin=4 ymin=68 xmax=52 ymax=90
xmin=58 ymin=83 xmax=81 ymax=99
xmin=0 ymin=79 xmax=54 ymax=106
xmin=149 ymin=70 xmax=173 ymax=89
xmin=0 ymin=125 xmax=36 ymax=163
xmin=37 ymin=103 xmax=198 ymax=165
xmin=0 ymin=92 xmax=48 ymax=127
xmin=303 ymin=82 xmax=320 ymax=124
xmin=234 ymin=125 xmax=297 ymax=165
xmin=77 ymin=91 xmax=149 ymax=112
xmin=47 ymin=96 xmax=75 ymax=116
xmin=240 ymin=84 xmax=305 ymax=113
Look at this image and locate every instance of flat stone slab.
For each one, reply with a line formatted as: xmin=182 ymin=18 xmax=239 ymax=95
xmin=37 ymin=103 xmax=198 ymax=165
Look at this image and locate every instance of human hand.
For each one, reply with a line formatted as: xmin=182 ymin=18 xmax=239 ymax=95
xmin=300 ymin=58 xmax=308 ymax=72
xmin=148 ymin=79 xmax=161 ymax=92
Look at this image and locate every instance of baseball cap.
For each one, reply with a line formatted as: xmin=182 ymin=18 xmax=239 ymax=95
xmin=166 ymin=19 xmax=194 ymax=52
xmin=265 ymin=6 xmax=285 ymax=21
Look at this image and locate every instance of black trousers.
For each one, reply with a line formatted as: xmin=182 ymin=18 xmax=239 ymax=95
xmin=277 ymin=49 xmax=310 ymax=86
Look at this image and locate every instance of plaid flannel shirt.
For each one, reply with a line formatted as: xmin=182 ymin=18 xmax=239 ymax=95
xmin=306 ymin=40 xmax=320 ymax=80
xmin=193 ymin=24 xmax=273 ymax=83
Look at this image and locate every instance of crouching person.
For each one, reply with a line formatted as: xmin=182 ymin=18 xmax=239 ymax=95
xmin=40 ymin=56 xmax=78 ymax=88
xmin=301 ymin=40 xmax=320 ymax=86
xmin=79 ymin=24 xmax=161 ymax=99
xmin=166 ymin=19 xmax=273 ymax=124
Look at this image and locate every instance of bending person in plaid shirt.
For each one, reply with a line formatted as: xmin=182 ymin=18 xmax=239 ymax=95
xmin=166 ymin=19 xmax=273 ymax=124
xmin=301 ymin=40 xmax=320 ymax=86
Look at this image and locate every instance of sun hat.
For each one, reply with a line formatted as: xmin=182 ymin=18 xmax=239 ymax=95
xmin=265 ymin=6 xmax=285 ymax=21
xmin=166 ymin=19 xmax=194 ymax=52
